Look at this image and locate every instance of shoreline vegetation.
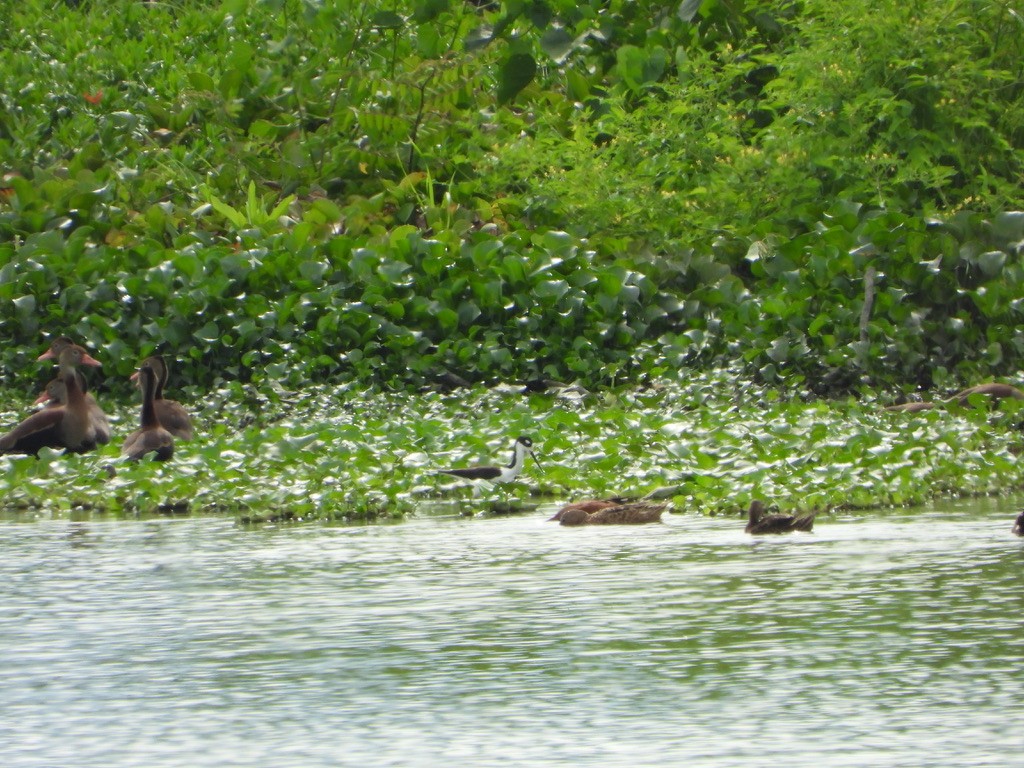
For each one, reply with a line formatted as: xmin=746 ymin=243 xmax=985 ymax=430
xmin=1 ymin=0 xmax=1022 ymax=519
xmin=2 ymin=369 xmax=1023 ymax=522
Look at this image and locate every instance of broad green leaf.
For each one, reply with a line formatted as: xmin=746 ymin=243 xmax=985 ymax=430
xmin=497 ymin=53 xmax=536 ymax=105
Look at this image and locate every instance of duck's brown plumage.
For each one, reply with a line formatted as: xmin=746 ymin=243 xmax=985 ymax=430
xmin=1012 ymin=512 xmax=1024 ymax=537
xmin=1 ymin=345 xmax=102 ymax=455
xmin=36 ymin=377 xmax=69 ymax=408
xmin=37 ymin=336 xmax=110 ymax=444
xmin=0 ymin=405 xmax=67 ymax=456
xmin=886 ymin=382 xmax=1024 ymax=413
xmin=122 ymin=361 xmax=174 ymax=462
xmin=744 ymin=499 xmax=817 ymax=535
xmin=547 ymin=497 xmax=632 ymax=521
xmin=952 ymin=383 xmax=1024 ymax=406
xmin=36 ymin=336 xmax=76 ymax=363
xmin=130 ymin=355 xmax=193 ymax=441
xmin=558 ymin=502 xmax=666 ymax=526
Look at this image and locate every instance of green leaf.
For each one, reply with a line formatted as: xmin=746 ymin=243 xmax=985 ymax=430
xmin=992 ymin=212 xmax=1024 ymax=244
xmin=371 ymin=11 xmax=404 ymax=29
xmin=497 ymin=53 xmax=536 ymax=105
xmin=464 ymin=24 xmax=493 ymax=51
xmin=678 ymin=0 xmax=703 ymax=22
xmin=188 ymin=71 xmax=217 ymax=91
xmin=267 ymin=195 xmax=296 ymax=222
xmin=207 ymin=195 xmax=247 ymax=229
xmin=412 ymin=0 xmax=449 ymax=24
xmin=195 ymin=321 xmax=221 ymax=343
xmin=13 ymin=295 xmax=36 ymax=315
xmin=539 ymin=25 xmax=575 ymax=64
xmin=977 ymin=251 xmax=1006 ymax=277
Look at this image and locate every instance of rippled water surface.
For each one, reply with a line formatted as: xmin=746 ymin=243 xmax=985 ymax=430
xmin=3 ymin=499 xmax=1023 ymax=767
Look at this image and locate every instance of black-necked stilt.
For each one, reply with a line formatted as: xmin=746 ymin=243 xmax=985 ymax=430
xmin=437 ymin=436 xmax=539 ymax=485
xmin=556 ymin=501 xmax=667 ymax=526
xmin=744 ymin=499 xmax=817 ymax=535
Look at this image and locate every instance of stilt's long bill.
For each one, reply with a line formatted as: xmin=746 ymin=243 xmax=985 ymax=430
xmin=437 ymin=436 xmax=539 ymax=484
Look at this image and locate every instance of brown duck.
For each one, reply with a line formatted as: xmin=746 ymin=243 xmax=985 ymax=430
xmin=0 ymin=345 xmax=103 ymax=455
xmin=37 ymin=336 xmax=110 ymax=444
xmin=951 ymin=383 xmax=1024 ymax=406
xmin=745 ymin=499 xmax=817 ymax=535
xmin=557 ymin=501 xmax=667 ymax=526
xmin=122 ymin=359 xmax=174 ymax=462
xmin=1012 ymin=512 xmax=1024 ymax=537
xmin=547 ymin=497 xmax=631 ymax=522
xmin=129 ymin=355 xmax=193 ymax=440
xmin=36 ymin=377 xmax=69 ymax=408
xmin=885 ymin=382 xmax=1024 ymax=413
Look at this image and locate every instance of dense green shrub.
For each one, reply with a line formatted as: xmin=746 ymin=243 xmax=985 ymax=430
xmin=0 ymin=0 xmax=1021 ymax=393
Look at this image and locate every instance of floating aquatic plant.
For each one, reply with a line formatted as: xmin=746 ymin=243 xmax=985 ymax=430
xmin=2 ymin=369 xmax=1023 ymax=522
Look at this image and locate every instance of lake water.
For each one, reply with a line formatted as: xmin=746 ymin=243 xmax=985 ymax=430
xmin=2 ymin=498 xmax=1023 ymax=767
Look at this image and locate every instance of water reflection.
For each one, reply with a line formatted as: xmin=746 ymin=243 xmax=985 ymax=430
xmin=1 ymin=500 xmax=1023 ymax=767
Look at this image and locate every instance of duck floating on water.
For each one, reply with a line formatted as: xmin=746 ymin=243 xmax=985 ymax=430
xmin=547 ymin=497 xmax=637 ymax=522
xmin=557 ymin=501 xmax=667 ymax=526
xmin=1012 ymin=512 xmax=1024 ymax=537
xmin=744 ymin=499 xmax=817 ymax=535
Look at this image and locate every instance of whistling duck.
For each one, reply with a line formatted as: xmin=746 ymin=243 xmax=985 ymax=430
xmin=0 ymin=345 xmax=103 ymax=455
xmin=130 ymin=355 xmax=193 ymax=440
xmin=0 ymin=380 xmax=69 ymax=456
xmin=885 ymin=382 xmax=1024 ymax=413
xmin=952 ymin=383 xmax=1024 ymax=406
xmin=122 ymin=359 xmax=174 ymax=462
xmin=744 ymin=499 xmax=817 ymax=535
xmin=36 ymin=377 xmax=68 ymax=409
xmin=437 ymin=436 xmax=539 ymax=484
xmin=37 ymin=336 xmax=110 ymax=444
xmin=1012 ymin=512 xmax=1024 ymax=537
xmin=557 ymin=501 xmax=667 ymax=526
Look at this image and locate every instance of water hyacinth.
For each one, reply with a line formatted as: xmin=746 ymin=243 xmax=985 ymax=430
xmin=1 ymin=369 xmax=1022 ymax=522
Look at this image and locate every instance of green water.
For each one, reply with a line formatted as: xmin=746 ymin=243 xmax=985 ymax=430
xmin=2 ymin=498 xmax=1023 ymax=767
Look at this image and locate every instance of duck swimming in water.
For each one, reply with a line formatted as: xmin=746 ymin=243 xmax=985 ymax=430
xmin=547 ymin=497 xmax=633 ymax=522
xmin=557 ymin=501 xmax=667 ymax=526
xmin=744 ymin=500 xmax=817 ymax=535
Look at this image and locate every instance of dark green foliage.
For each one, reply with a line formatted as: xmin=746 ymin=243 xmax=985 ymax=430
xmin=0 ymin=0 xmax=1021 ymax=394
